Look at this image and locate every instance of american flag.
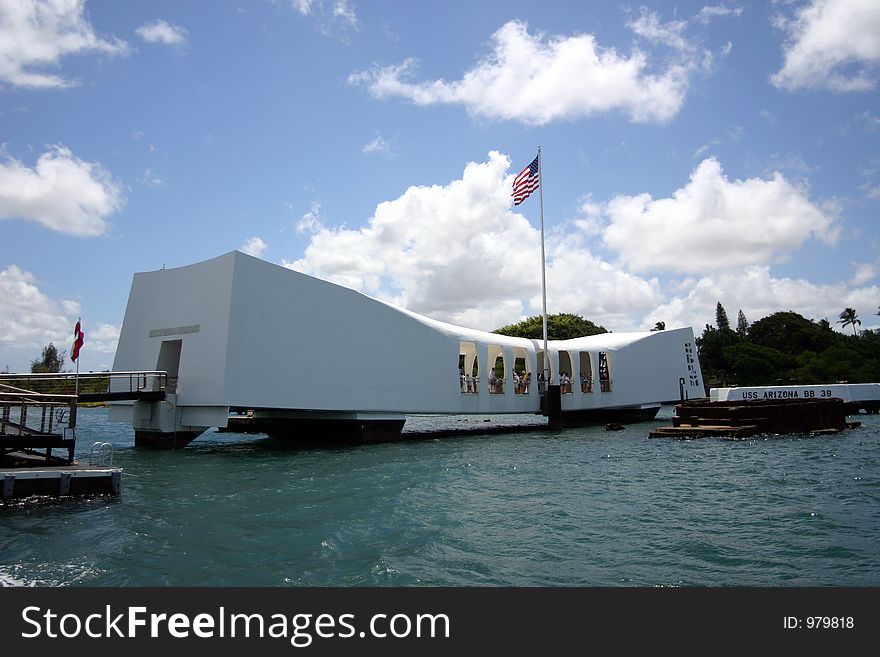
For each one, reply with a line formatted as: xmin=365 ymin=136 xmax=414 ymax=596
xmin=512 ymin=154 xmax=540 ymax=206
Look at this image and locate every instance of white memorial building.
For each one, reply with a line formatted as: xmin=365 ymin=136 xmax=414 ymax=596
xmin=109 ymin=252 xmax=705 ymax=447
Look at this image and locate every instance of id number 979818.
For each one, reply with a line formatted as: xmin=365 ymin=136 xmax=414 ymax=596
xmin=784 ymin=616 xmax=854 ymax=629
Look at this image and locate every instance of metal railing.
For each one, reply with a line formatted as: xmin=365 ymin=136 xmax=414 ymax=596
xmin=0 ymin=371 xmax=171 ymax=396
xmin=0 ymin=384 xmax=78 ymax=464
xmin=1 ymin=384 xmax=78 ymax=435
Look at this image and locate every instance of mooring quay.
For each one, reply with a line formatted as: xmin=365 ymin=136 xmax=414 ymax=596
xmin=0 ymin=372 xmax=154 ymax=500
xmin=649 ymin=396 xmax=862 ymax=440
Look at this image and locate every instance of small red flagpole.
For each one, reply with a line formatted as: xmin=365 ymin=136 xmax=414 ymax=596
xmin=74 ymin=317 xmax=81 ymax=400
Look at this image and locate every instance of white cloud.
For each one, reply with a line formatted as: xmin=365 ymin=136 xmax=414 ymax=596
xmin=601 ymin=158 xmax=838 ymax=273
xmin=362 ymin=133 xmax=394 ymax=157
xmin=284 ymin=151 xmax=665 ymax=332
xmin=650 ymin=266 xmax=880 ymax=334
xmin=697 ymin=4 xmax=744 ymax=23
xmin=0 ymin=264 xmax=120 ymax=370
xmin=0 ymin=265 xmax=79 ymax=356
xmin=136 ymin=19 xmax=188 ymax=46
xmin=241 ymin=236 xmax=267 ymax=258
xmin=286 ymin=152 xmax=532 ymax=320
xmin=861 ymin=110 xmax=880 ymax=131
xmin=291 ymin=0 xmax=358 ymax=34
xmin=692 ymin=139 xmax=720 ymax=159
xmin=0 ymin=0 xmax=127 ymax=89
xmin=278 ymin=151 xmax=875 ymax=339
xmin=292 ymin=0 xmax=318 ymax=15
xmin=349 ymin=20 xmax=693 ymax=125
xmin=295 ymin=201 xmax=324 ymax=233
xmin=772 ymin=0 xmax=880 ymax=92
xmin=139 ymin=168 xmax=165 ymax=189
xmin=628 ymin=9 xmax=691 ymax=52
xmin=332 ymin=0 xmax=358 ymax=30
xmin=86 ymin=322 xmax=121 ymax=361
xmin=0 ymin=146 xmax=125 ymax=237
xmin=851 ymin=262 xmax=877 ymax=285
xmin=759 ymin=109 xmax=778 ymax=124
xmin=543 ymin=237 xmax=662 ymax=331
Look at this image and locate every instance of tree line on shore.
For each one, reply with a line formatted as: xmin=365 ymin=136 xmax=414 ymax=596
xmin=696 ymin=303 xmax=880 ymax=387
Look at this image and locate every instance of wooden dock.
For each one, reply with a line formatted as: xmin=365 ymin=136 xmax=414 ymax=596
xmin=1 ymin=381 xmax=123 ymax=501
xmin=649 ymin=397 xmax=857 ymax=439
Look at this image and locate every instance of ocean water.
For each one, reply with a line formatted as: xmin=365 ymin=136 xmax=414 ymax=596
xmin=1 ymin=406 xmax=879 ymax=587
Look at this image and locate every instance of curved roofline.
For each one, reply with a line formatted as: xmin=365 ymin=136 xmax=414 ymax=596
xmin=170 ymin=251 xmax=687 ymax=351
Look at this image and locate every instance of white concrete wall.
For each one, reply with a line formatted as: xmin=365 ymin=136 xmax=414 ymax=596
xmin=111 ymin=251 xmax=705 ymax=422
xmin=712 ymin=383 xmax=880 ymax=402
xmin=111 ymin=254 xmax=235 ymax=406
xmin=223 ymin=253 xmax=457 ymax=412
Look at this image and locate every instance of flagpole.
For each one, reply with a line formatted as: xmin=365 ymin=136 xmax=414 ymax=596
xmin=74 ymin=316 xmax=80 ymax=400
xmin=537 ymin=146 xmax=550 ymax=384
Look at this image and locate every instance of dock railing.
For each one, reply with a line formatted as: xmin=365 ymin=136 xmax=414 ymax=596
xmin=0 ymin=371 xmax=170 ymax=398
xmin=0 ymin=371 xmax=168 ymax=465
xmin=1 ymin=383 xmax=79 ymax=464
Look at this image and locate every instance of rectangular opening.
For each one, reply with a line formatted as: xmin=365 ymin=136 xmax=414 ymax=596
xmin=156 ymin=340 xmax=182 ymax=392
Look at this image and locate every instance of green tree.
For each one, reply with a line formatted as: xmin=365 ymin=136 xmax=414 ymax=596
xmin=651 ymin=321 xmax=665 ymax=331
xmin=696 ymin=323 xmax=740 ymax=386
xmin=723 ymin=343 xmax=793 ymax=386
xmin=736 ymin=310 xmax=749 ymax=336
xmin=837 ymin=307 xmax=860 ymax=336
xmin=30 ymin=343 xmax=65 ymax=373
xmin=748 ymin=311 xmax=833 ymax=355
xmin=715 ymin=302 xmax=730 ymax=330
xmin=493 ymin=313 xmax=608 ymax=340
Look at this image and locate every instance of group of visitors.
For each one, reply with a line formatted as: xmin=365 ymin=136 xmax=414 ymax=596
xmin=460 ymin=371 xmax=479 ymax=393
xmin=460 ymin=365 xmax=602 ymax=395
xmin=460 ymin=369 xmax=532 ymax=394
xmin=513 ymin=370 xmax=531 ymax=394
xmin=488 ymin=369 xmax=505 ymax=393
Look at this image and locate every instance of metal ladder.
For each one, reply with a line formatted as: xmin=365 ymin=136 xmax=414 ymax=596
xmin=89 ymin=441 xmax=114 ymax=467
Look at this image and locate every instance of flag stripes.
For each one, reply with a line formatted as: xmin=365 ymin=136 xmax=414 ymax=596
xmin=512 ymin=154 xmax=540 ymax=205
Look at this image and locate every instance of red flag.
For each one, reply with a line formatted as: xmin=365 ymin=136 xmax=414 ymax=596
xmin=512 ymin=153 xmax=540 ymax=206
xmin=72 ymin=320 xmax=85 ymax=362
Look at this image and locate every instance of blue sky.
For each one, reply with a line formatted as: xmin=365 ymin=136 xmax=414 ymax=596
xmin=1 ymin=0 xmax=879 ymax=372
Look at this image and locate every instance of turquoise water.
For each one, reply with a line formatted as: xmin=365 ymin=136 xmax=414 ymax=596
xmin=2 ymin=406 xmax=879 ymax=586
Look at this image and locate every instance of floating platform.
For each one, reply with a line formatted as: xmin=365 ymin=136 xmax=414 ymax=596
xmin=1 ymin=382 xmax=124 ymax=501
xmin=1 ymin=452 xmax=122 ymax=500
xmin=649 ymin=397 xmax=858 ymax=440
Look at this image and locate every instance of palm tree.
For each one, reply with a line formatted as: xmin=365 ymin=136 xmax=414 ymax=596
xmin=837 ymin=308 xmax=861 ymax=336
